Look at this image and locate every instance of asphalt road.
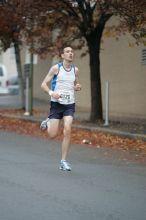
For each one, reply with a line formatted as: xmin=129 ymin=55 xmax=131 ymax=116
xmin=0 ymin=131 xmax=146 ymax=220
xmin=0 ymin=94 xmax=21 ymax=108
xmin=0 ymin=94 xmax=44 ymax=109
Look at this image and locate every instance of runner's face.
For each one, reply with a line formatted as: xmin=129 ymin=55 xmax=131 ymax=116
xmin=62 ymin=47 xmax=74 ymax=62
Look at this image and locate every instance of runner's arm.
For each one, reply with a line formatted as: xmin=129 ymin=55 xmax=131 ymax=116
xmin=74 ymin=67 xmax=81 ymax=91
xmin=41 ymin=65 xmax=58 ymax=96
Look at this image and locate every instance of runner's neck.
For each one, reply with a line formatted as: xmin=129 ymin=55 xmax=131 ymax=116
xmin=63 ymin=61 xmax=72 ymax=71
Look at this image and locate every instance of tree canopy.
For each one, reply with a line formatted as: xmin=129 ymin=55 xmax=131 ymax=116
xmin=1 ymin=0 xmax=145 ymax=54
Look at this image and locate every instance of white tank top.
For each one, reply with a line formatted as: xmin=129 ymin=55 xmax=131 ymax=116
xmin=51 ymin=62 xmax=76 ymax=104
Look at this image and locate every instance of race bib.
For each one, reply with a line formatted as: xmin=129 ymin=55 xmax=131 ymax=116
xmin=59 ymin=91 xmax=71 ymax=104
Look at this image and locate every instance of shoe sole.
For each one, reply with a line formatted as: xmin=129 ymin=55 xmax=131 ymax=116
xmin=40 ymin=126 xmax=47 ymax=130
xmin=59 ymin=166 xmax=71 ymax=171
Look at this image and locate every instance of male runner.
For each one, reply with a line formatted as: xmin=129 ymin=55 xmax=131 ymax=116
xmin=40 ymin=46 xmax=81 ymax=171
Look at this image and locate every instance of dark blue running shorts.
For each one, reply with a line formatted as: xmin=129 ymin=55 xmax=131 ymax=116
xmin=48 ymin=101 xmax=75 ymax=119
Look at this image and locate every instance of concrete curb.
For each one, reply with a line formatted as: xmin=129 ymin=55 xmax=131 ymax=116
xmin=72 ymin=124 xmax=146 ymax=142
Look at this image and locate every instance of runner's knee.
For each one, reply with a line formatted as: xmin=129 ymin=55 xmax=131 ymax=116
xmin=63 ymin=127 xmax=71 ymax=137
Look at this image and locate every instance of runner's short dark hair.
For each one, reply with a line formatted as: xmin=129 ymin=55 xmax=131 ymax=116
xmin=59 ymin=45 xmax=73 ymax=56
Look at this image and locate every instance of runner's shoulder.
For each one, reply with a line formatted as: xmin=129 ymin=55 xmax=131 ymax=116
xmin=50 ymin=64 xmax=60 ymax=75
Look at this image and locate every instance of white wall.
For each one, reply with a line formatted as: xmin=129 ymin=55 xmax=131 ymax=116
xmin=101 ymin=33 xmax=146 ymax=120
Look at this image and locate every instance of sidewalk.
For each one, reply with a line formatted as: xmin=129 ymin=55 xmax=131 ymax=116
xmin=0 ymin=98 xmax=146 ymax=142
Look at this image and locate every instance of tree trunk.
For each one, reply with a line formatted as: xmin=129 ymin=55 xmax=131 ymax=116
xmin=86 ymin=14 xmax=112 ymax=122
xmin=87 ymin=34 xmax=102 ymax=122
xmin=13 ymin=40 xmax=25 ymax=109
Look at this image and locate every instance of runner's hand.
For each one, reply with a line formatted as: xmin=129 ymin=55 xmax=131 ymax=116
xmin=51 ymin=91 xmax=61 ymax=99
xmin=75 ymin=83 xmax=81 ymax=91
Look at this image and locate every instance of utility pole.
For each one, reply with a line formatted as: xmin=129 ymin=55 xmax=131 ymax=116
xmin=24 ymin=48 xmax=34 ymax=116
xmin=28 ymin=49 xmax=34 ymax=115
xmin=24 ymin=15 xmax=35 ymax=116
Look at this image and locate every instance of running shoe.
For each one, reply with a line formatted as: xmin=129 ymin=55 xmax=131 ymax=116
xmin=59 ymin=160 xmax=71 ymax=171
xmin=40 ymin=117 xmax=49 ymax=130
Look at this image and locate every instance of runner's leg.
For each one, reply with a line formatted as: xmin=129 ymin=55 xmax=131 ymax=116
xmin=61 ymin=116 xmax=73 ymax=160
xmin=47 ymin=119 xmax=60 ymax=139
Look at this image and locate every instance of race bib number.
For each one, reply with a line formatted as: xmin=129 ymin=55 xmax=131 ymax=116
xmin=60 ymin=92 xmax=71 ymax=104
